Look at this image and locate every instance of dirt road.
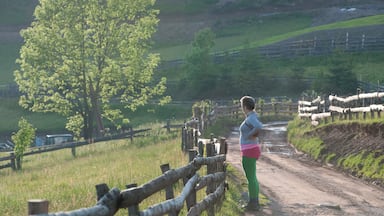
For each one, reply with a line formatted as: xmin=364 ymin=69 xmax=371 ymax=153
xmin=226 ymin=122 xmax=384 ymax=216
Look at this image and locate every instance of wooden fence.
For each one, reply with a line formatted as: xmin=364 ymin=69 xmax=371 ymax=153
xmin=23 ymin=99 xmax=294 ymax=215
xmin=257 ymin=33 xmax=384 ymax=59
xmin=28 ymin=133 xmax=228 ymax=216
xmin=298 ymin=91 xmax=384 ymax=125
xmin=210 ymin=102 xmax=297 ymax=121
xmin=159 ymin=32 xmax=384 ymax=70
xmin=0 ymin=128 xmax=150 ymax=171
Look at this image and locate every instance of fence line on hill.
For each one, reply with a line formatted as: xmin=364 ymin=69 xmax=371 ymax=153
xmin=159 ymin=32 xmax=384 ymax=69
xmin=298 ymin=91 xmax=384 ymax=125
xmin=209 ymin=101 xmax=297 ymax=120
xmin=0 ymin=128 xmax=151 ymax=171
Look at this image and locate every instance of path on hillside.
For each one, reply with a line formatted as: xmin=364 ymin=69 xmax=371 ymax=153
xmin=226 ymin=122 xmax=384 ymax=216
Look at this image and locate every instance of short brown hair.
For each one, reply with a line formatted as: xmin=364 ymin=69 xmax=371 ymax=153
xmin=240 ymin=96 xmax=255 ymax=110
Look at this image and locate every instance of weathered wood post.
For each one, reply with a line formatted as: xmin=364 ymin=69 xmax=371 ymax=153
xmin=187 ymin=128 xmax=194 ymax=150
xmin=198 ymin=141 xmax=204 ymax=157
xmin=348 ymin=109 xmax=352 ymax=120
xmin=129 ymin=126 xmax=134 ymax=143
xmin=10 ymin=152 xmax=16 ymax=171
xmin=160 ymin=163 xmax=178 ymax=216
xmin=194 ymin=129 xmax=199 ymax=147
xmin=181 ymin=126 xmax=186 ymax=152
xmin=126 ymin=183 xmax=139 ymax=216
xmin=217 ymin=137 xmax=227 ymax=173
xmin=185 ymin=150 xmax=198 ymax=210
xmin=95 ymin=183 xmax=110 ymax=201
xmin=71 ymin=143 xmax=76 ymax=157
xmin=219 ymin=138 xmax=227 ymax=155
xmin=28 ymin=199 xmax=49 ymax=215
xmin=166 ymin=119 xmax=171 ymax=133
xmin=206 ymin=142 xmax=216 ymax=216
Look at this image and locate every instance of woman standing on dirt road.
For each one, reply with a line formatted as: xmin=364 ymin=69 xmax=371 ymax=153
xmin=239 ymin=96 xmax=263 ymax=211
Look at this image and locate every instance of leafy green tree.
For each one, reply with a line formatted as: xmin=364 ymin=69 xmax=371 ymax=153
xmin=312 ymin=52 xmax=357 ymax=95
xmin=11 ymin=117 xmax=36 ymax=170
xmin=232 ymin=48 xmax=265 ymax=96
xmin=183 ymin=28 xmax=216 ymax=99
xmin=15 ymin=0 xmax=169 ymax=139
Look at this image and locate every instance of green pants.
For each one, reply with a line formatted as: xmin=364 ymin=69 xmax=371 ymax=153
xmin=242 ymin=156 xmax=259 ymax=199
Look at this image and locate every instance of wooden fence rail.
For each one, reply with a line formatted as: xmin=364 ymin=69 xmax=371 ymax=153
xmin=158 ymin=32 xmax=384 ymax=70
xmin=28 ymin=141 xmax=228 ymax=216
xmin=298 ymin=91 xmax=384 ymax=124
xmin=211 ymin=102 xmax=297 ymax=121
xmin=0 ymin=128 xmax=151 ymax=171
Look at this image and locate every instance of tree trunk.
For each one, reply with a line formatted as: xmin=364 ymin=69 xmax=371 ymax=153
xmin=89 ymin=81 xmax=104 ymax=138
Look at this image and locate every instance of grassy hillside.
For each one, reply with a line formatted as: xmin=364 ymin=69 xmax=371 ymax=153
xmin=0 ymin=0 xmax=37 ymax=25
xmin=0 ymin=0 xmax=383 ymax=133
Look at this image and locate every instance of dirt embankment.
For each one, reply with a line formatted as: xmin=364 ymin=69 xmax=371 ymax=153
xmin=306 ymin=122 xmax=384 ymax=187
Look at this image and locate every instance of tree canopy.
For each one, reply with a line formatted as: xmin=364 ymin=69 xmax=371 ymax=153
xmin=15 ymin=0 xmax=169 ymax=139
xmin=183 ymin=28 xmax=216 ymax=99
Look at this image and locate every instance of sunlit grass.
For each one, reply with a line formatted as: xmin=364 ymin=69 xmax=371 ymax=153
xmin=0 ymin=123 xmax=256 ymax=215
xmin=249 ymin=14 xmax=384 ymax=48
xmin=0 ymin=43 xmax=22 ymax=84
xmin=0 ymin=131 xmax=188 ymax=216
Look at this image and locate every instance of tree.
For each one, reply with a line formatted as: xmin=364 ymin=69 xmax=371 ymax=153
xmin=312 ymin=52 xmax=357 ymax=95
xmin=11 ymin=118 xmax=36 ymax=170
xmin=183 ymin=28 xmax=216 ymax=99
xmin=15 ymin=0 xmax=169 ymax=140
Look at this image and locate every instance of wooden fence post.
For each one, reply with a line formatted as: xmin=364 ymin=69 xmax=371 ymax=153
xmin=129 ymin=126 xmax=134 ymax=143
xmin=71 ymin=145 xmax=76 ymax=157
xmin=219 ymin=138 xmax=227 ymax=155
xmin=215 ymin=138 xmax=227 ymax=173
xmin=194 ymin=129 xmax=199 ymax=148
xmin=10 ymin=152 xmax=16 ymax=171
xmin=181 ymin=127 xmax=186 ymax=152
xmin=188 ymin=129 xmax=194 ymax=150
xmin=205 ymin=142 xmax=216 ymax=216
xmin=160 ymin=163 xmax=178 ymax=216
xmin=126 ymin=183 xmax=139 ymax=216
xmin=166 ymin=119 xmax=171 ymax=133
xmin=185 ymin=150 xmax=197 ymax=210
xmin=95 ymin=183 xmax=110 ymax=201
xmin=28 ymin=199 xmax=49 ymax=215
xmin=198 ymin=141 xmax=204 ymax=157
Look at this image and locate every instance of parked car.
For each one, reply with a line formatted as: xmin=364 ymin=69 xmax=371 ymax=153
xmin=0 ymin=140 xmax=14 ymax=152
xmin=45 ymin=134 xmax=73 ymax=145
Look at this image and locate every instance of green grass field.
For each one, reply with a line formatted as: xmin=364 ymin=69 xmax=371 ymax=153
xmin=0 ymin=128 xmax=247 ymax=216
xmin=0 ymin=43 xmax=21 ymax=84
xmin=0 ymin=98 xmax=191 ymax=137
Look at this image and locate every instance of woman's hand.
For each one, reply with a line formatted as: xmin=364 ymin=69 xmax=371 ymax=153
xmin=249 ymin=130 xmax=259 ymax=140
